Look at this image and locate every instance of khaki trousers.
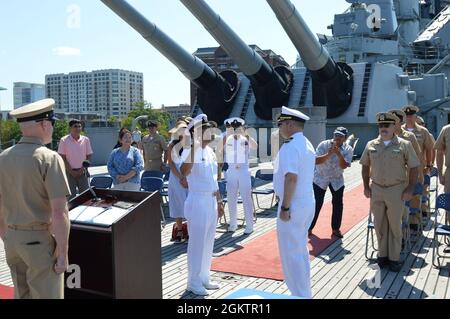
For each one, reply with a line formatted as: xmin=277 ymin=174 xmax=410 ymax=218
xmin=3 ymin=229 xmax=63 ymax=299
xmin=409 ymin=166 xmax=424 ymax=226
xmin=371 ymin=183 xmax=405 ymax=262
xmin=67 ymin=172 xmax=89 ymax=200
xmin=144 ymin=159 xmax=163 ymax=172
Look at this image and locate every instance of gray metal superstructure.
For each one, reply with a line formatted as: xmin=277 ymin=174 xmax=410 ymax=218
xmin=101 ymin=0 xmax=450 ymax=155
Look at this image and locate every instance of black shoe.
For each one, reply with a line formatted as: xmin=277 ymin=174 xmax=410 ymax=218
xmin=173 ymin=231 xmax=185 ymax=244
xmin=332 ymin=230 xmax=344 ymax=238
xmin=389 ymin=261 xmax=403 ymax=272
xmin=377 ymin=257 xmax=389 ymax=268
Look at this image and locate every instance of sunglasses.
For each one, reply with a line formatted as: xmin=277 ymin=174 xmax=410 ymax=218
xmin=71 ymin=125 xmax=82 ymax=128
xmin=378 ymin=123 xmax=392 ymax=128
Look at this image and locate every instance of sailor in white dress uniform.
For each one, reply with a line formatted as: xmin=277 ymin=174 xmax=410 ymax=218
xmin=181 ymin=114 xmax=225 ymax=296
xmin=223 ymin=117 xmax=258 ymax=233
xmin=273 ymin=106 xmax=316 ymax=298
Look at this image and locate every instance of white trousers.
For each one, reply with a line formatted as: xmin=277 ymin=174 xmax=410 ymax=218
xmin=184 ymin=192 xmax=218 ymax=290
xmin=277 ymin=197 xmax=315 ymax=298
xmin=226 ymin=168 xmax=254 ymax=230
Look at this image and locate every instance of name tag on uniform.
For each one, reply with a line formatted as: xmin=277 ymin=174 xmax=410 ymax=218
xmin=415 ymin=134 xmax=422 ymax=138
xmin=392 ymin=149 xmax=401 ymax=154
xmin=369 ymin=148 xmax=377 ymax=153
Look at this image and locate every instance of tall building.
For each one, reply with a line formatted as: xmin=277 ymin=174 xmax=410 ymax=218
xmin=0 ymin=111 xmax=11 ymax=120
xmin=161 ymin=104 xmax=191 ymax=121
xmin=0 ymin=86 xmax=6 ymax=111
xmin=13 ymin=82 xmax=45 ymax=109
xmin=45 ymin=69 xmax=144 ymax=118
xmin=190 ymin=45 xmax=289 ymax=107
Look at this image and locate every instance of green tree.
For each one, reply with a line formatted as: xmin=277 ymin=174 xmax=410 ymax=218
xmin=0 ymin=120 xmax=21 ymax=148
xmin=0 ymin=119 xmax=70 ymax=151
xmin=121 ymin=101 xmax=171 ymax=138
xmin=108 ymin=116 xmax=118 ymax=126
xmin=53 ymin=119 xmax=69 ymax=141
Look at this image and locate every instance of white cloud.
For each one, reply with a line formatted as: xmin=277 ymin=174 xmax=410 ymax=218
xmin=52 ymin=46 xmax=81 ymax=56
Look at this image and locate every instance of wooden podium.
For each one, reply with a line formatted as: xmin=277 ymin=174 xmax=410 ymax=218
xmin=65 ymin=188 xmax=162 ymax=299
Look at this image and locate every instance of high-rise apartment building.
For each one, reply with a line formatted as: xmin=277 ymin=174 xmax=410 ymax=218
xmin=46 ymin=69 xmax=144 ymax=118
xmin=13 ymin=82 xmax=45 ymax=109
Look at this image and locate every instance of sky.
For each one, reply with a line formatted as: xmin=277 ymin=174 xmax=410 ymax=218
xmin=0 ymin=0 xmax=350 ymax=111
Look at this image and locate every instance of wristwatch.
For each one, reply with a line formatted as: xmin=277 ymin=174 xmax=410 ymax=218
xmin=281 ymin=206 xmax=290 ymax=211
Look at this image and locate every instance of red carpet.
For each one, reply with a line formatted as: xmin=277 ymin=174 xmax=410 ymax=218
xmin=0 ymin=284 xmax=13 ymax=299
xmin=212 ymin=183 xmax=369 ymax=280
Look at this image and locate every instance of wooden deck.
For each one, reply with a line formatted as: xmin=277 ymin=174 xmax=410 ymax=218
xmin=1 ymin=162 xmax=450 ymax=299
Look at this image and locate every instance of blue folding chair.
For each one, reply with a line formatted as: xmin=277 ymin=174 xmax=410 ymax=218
xmin=140 ymin=177 xmax=166 ymax=227
xmin=423 ymin=175 xmax=431 ymax=220
xmin=251 ymin=169 xmax=275 ymax=211
xmin=433 ymin=193 xmax=450 ymax=268
xmin=405 ymin=182 xmax=424 ymax=235
xmin=365 ymin=209 xmax=411 ymax=260
xmin=90 ymin=176 xmax=113 ymax=189
xmin=162 ymin=170 xmax=170 ymax=194
xmin=217 ymin=180 xmax=228 ymax=226
xmin=364 ymin=211 xmax=378 ymax=260
xmin=430 ymin=167 xmax=439 ymax=214
xmin=141 ymin=170 xmax=164 ymax=180
xmin=141 ymin=177 xmax=164 ymax=192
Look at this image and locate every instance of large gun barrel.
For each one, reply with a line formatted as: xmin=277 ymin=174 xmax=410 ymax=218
xmin=100 ymin=0 xmax=239 ymax=123
xmin=266 ymin=0 xmax=353 ymax=118
xmin=180 ymin=0 xmax=293 ymax=120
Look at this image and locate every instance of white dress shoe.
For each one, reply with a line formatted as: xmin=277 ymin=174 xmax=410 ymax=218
xmin=187 ymin=286 xmax=209 ymax=296
xmin=203 ymin=282 xmax=221 ymax=290
xmin=244 ymin=228 xmax=254 ymax=235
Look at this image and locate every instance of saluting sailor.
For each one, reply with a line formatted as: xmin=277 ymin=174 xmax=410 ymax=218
xmin=273 ymin=106 xmax=316 ymax=298
xmin=223 ymin=117 xmax=258 ymax=234
xmin=180 ymin=114 xmax=225 ymax=296
xmin=0 ymin=99 xmax=71 ymax=299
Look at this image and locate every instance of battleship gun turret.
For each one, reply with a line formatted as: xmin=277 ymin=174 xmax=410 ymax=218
xmin=266 ymin=0 xmax=354 ymax=118
xmin=180 ymin=0 xmax=294 ymax=120
xmin=100 ymin=0 xmax=240 ymax=124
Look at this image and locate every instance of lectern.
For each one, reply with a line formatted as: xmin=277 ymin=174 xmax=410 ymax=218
xmin=65 ymin=188 xmax=162 ymax=299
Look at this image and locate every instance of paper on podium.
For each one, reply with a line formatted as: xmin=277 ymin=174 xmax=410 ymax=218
xmin=69 ymin=205 xmax=129 ymax=226
xmin=69 ymin=206 xmax=106 ymax=222
xmin=92 ymin=206 xmax=129 ymax=226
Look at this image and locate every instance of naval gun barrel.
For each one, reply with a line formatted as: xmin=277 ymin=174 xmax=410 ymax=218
xmin=100 ymin=0 xmax=239 ymax=123
xmin=180 ymin=0 xmax=293 ymax=120
xmin=266 ymin=0 xmax=353 ymax=118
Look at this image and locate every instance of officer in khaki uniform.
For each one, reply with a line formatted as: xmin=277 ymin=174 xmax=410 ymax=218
xmin=402 ymin=105 xmax=434 ymax=228
xmin=434 ymin=124 xmax=450 ymax=221
xmin=360 ymin=112 xmax=419 ymax=272
xmin=389 ymin=110 xmax=422 ymax=222
xmin=416 ymin=116 xmax=436 ymax=216
xmin=0 ymin=99 xmax=71 ymax=299
xmin=141 ymin=120 xmax=168 ymax=172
